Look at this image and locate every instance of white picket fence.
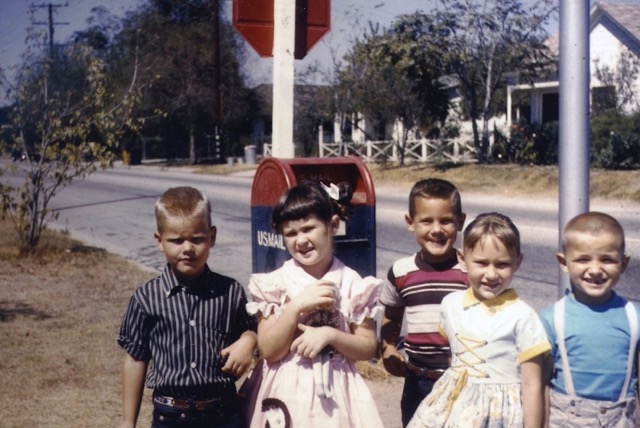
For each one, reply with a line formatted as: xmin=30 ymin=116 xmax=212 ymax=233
xmin=318 ymin=139 xmax=477 ymax=164
xmin=261 ymin=138 xmax=477 ymax=163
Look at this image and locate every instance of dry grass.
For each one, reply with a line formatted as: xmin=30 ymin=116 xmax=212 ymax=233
xmin=0 ymin=222 xmax=156 ymax=427
xmin=369 ymin=163 xmax=640 ymax=202
xmin=198 ymin=161 xmax=640 ymax=202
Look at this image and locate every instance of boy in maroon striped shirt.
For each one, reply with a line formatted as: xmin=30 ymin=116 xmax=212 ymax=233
xmin=379 ymin=178 xmax=469 ymax=427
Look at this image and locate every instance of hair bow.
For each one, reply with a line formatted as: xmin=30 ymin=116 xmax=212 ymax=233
xmin=321 ymin=182 xmax=340 ymax=201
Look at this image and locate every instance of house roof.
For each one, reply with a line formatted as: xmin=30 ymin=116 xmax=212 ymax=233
xmin=591 ymin=2 xmax=640 ymax=48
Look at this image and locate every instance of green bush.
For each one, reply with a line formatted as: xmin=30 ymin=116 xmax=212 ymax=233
xmin=493 ymin=120 xmax=558 ymax=165
xmin=590 ymin=112 xmax=640 ymax=170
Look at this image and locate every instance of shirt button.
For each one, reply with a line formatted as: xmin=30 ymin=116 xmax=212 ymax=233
xmin=600 ymin=408 xmax=606 ymax=414
xmin=191 ymin=362 xmax=197 ymax=368
xmin=189 ymin=320 xmax=196 ymax=326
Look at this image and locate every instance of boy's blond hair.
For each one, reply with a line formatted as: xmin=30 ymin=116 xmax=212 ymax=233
xmin=155 ymin=186 xmax=211 ymax=232
xmin=562 ymin=211 xmax=626 ymax=253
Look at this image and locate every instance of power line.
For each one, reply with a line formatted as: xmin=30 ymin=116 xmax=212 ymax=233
xmin=31 ymin=2 xmax=69 ymax=59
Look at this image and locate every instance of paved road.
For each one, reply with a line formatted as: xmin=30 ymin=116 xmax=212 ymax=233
xmin=38 ymin=163 xmax=640 ymax=312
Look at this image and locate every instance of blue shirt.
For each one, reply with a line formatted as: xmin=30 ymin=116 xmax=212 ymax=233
xmin=539 ymin=292 xmax=640 ymax=401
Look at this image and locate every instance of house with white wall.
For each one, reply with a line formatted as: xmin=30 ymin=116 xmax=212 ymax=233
xmin=506 ymin=1 xmax=640 ymax=129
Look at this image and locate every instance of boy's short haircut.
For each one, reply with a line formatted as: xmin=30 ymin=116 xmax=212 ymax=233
xmin=155 ymin=186 xmax=212 ymax=232
xmin=562 ymin=211 xmax=626 ymax=253
xmin=463 ymin=212 xmax=521 ymax=256
xmin=408 ymin=178 xmax=462 ymax=218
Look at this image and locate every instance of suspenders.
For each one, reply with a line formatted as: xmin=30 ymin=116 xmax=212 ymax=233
xmin=553 ymin=297 xmax=638 ymax=400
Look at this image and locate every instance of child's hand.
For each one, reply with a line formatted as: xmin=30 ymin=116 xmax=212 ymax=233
xmin=221 ymin=332 xmax=257 ymax=377
xmin=290 ymin=324 xmax=334 ymax=359
xmin=382 ymin=345 xmax=409 ymax=377
xmin=290 ymin=279 xmax=337 ymax=313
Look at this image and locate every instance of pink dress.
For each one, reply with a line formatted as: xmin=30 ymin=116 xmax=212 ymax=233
xmin=246 ymin=258 xmax=385 ymax=428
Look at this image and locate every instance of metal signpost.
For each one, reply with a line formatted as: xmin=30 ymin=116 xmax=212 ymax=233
xmin=558 ymin=0 xmax=590 ymax=297
xmin=232 ymin=0 xmax=330 ymax=158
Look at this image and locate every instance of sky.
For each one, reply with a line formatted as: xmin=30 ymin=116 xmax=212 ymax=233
xmin=0 ymin=0 xmax=561 ymax=103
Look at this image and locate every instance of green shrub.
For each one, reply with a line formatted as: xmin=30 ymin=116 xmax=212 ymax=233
xmin=590 ymin=112 xmax=640 ymax=170
xmin=493 ymin=120 xmax=558 ymax=165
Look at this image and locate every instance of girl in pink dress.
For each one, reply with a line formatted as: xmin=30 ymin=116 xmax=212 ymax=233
xmin=246 ymin=182 xmax=384 ymax=428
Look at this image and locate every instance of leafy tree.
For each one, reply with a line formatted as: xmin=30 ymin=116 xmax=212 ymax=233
xmin=434 ymin=0 xmax=557 ymax=162
xmin=108 ymin=0 xmax=257 ymax=163
xmin=337 ymin=14 xmax=451 ymax=165
xmin=0 ymin=29 xmax=140 ymax=251
xmin=593 ymin=50 xmax=640 ymax=115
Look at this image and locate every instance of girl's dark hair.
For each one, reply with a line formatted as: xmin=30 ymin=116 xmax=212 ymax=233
xmin=271 ymin=181 xmax=353 ymax=232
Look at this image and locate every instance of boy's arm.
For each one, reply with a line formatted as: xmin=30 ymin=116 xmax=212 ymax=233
xmin=521 ymin=354 xmax=545 ymax=428
xmin=380 ymin=305 xmax=408 ymax=377
xmin=120 ymin=353 xmax=148 ymax=428
xmin=221 ymin=330 xmax=258 ymax=377
xmin=542 ymin=353 xmax=554 ymax=427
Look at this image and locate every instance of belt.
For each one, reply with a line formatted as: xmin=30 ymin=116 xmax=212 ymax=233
xmin=407 ymin=362 xmax=446 ymax=380
xmin=153 ymin=395 xmax=222 ymax=411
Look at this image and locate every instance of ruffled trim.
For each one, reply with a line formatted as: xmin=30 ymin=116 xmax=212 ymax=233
xmin=246 ymin=273 xmax=288 ymax=319
xmin=349 ymin=276 xmax=383 ymax=325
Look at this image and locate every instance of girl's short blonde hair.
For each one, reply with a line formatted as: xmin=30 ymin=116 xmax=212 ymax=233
xmin=463 ymin=212 xmax=521 ymax=256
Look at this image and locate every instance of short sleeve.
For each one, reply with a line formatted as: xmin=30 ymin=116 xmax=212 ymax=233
xmin=539 ymin=305 xmax=557 ymax=357
xmin=117 ymin=293 xmax=153 ymax=361
xmin=378 ymin=268 xmax=403 ymax=307
xmin=231 ymin=285 xmax=258 ymax=337
xmin=438 ymin=293 xmax=455 ymax=341
xmin=349 ymin=276 xmax=383 ymax=325
xmin=246 ymin=273 xmax=287 ymax=319
xmin=515 ymin=308 xmax=552 ymax=363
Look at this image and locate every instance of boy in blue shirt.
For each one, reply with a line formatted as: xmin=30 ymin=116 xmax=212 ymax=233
xmin=540 ymin=212 xmax=639 ymax=427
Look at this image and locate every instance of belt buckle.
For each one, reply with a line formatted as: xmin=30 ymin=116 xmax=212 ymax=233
xmin=154 ymin=396 xmax=175 ymax=407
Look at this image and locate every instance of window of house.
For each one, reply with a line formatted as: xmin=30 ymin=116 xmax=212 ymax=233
xmin=592 ymin=86 xmax=617 ymax=114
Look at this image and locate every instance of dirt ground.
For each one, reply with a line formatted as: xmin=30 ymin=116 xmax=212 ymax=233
xmin=366 ymin=376 xmax=405 ymax=427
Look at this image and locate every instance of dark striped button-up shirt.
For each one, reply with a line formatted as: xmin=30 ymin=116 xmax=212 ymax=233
xmin=117 ymin=264 xmax=257 ymax=398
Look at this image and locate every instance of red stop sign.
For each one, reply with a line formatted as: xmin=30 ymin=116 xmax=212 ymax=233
xmin=233 ymin=0 xmax=330 ymax=60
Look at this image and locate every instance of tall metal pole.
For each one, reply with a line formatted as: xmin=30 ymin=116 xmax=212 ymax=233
xmin=212 ymin=0 xmax=222 ymax=160
xmin=271 ymin=0 xmax=296 ymax=158
xmin=558 ymin=0 xmax=590 ymax=297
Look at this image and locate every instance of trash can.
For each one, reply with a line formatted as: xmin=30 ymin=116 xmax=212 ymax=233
xmin=244 ymin=145 xmax=257 ymax=165
xmin=251 ymin=156 xmax=376 ymax=277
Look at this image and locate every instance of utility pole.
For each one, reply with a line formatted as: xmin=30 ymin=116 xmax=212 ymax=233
xmin=212 ymin=0 xmax=222 ymax=162
xmin=271 ymin=0 xmax=296 ymax=158
xmin=32 ymin=2 xmax=69 ymax=61
xmin=558 ymin=0 xmax=590 ymax=297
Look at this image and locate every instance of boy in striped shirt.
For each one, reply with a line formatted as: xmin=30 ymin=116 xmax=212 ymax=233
xmin=379 ymin=178 xmax=469 ymax=427
xmin=117 ymin=186 xmax=257 ymax=428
